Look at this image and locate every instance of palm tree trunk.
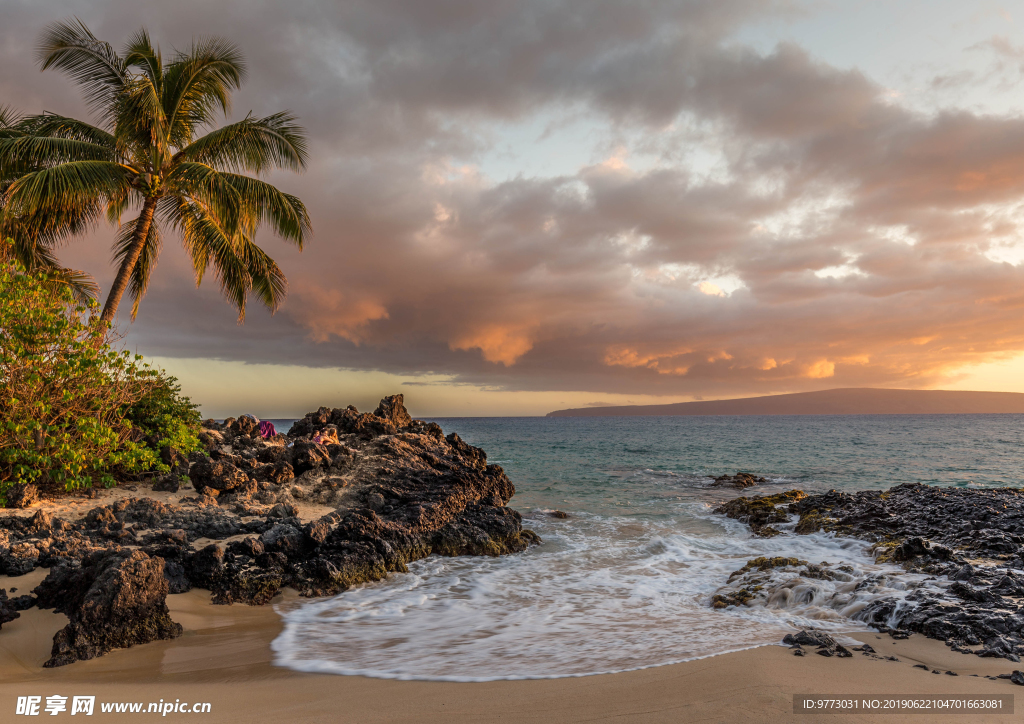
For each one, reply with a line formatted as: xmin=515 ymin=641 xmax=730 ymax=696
xmin=101 ymin=197 xmax=158 ymax=324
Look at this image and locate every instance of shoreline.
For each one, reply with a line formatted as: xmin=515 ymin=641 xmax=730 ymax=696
xmin=0 ymin=582 xmax=1019 ymax=723
xmin=2 ymin=402 xmax=1023 ymax=720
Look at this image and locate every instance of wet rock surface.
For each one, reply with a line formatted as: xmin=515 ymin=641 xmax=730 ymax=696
xmin=715 ymin=482 xmax=1024 ymax=667
xmin=0 ymin=394 xmax=538 ymax=665
xmin=711 ymin=472 xmax=766 ymax=489
xmin=713 ymin=491 xmax=806 ymax=537
xmin=783 ymin=630 xmax=852 ymax=658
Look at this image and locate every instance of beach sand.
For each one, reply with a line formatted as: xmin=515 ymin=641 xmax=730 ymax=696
xmin=0 ymin=572 xmax=1020 ymax=723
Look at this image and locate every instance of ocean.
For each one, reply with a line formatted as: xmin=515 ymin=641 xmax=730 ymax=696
xmin=269 ymin=414 xmax=1024 ymax=681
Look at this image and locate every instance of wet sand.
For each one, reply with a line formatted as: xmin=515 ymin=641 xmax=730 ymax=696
xmin=0 ymin=573 xmax=1020 ymax=723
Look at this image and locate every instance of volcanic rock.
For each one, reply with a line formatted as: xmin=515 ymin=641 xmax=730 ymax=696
xmin=0 ymin=589 xmax=20 ymax=629
xmin=36 ymin=550 xmax=182 ymax=667
xmin=719 ymin=482 xmax=1024 ymax=664
xmin=0 ymin=394 xmax=538 ymax=666
xmin=711 ymin=472 xmax=766 ymax=489
xmin=5 ymin=483 xmax=39 ymax=509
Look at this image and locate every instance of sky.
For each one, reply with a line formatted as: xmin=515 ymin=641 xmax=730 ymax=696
xmin=5 ymin=0 xmax=1024 ymax=417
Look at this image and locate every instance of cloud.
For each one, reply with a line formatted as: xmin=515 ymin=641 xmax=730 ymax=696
xmin=698 ymin=281 xmax=726 ymax=296
xmin=290 ymin=287 xmax=389 ymax=344
xmin=450 ymin=324 xmax=536 ymax=366
xmin=6 ymin=1 xmax=1024 ymax=403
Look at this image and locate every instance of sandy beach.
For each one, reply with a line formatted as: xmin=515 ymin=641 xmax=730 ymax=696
xmin=0 ymin=567 xmax=1019 ymax=724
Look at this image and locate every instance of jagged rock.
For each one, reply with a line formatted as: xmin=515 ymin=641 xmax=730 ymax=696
xmin=190 ymin=458 xmax=249 ymax=493
xmin=711 ymin=473 xmax=766 ymax=488
xmin=719 ymin=483 xmax=1024 ymax=664
xmin=2 ymin=542 xmax=40 ymax=576
xmin=35 ymin=550 xmax=182 ymax=667
xmin=5 ymin=483 xmax=39 ymax=509
xmin=0 ymin=394 xmax=539 ymax=666
xmin=1011 ymin=670 xmax=1024 ymax=685
xmin=151 ymin=474 xmax=181 ymax=493
xmin=187 ymin=545 xmax=225 ymax=587
xmin=160 ymin=447 xmax=190 ymax=477
xmin=260 ymin=523 xmax=305 ymax=559
xmin=163 ymin=559 xmax=191 ymax=594
xmin=713 ymin=491 xmax=806 ymax=536
xmin=229 ymin=416 xmax=259 ymax=437
xmin=292 ymin=441 xmax=330 ymax=474
xmin=783 ymin=630 xmax=852 ymax=658
xmin=0 ymin=589 xmax=20 ymax=628
xmin=445 ymin=432 xmax=487 ymax=469
xmin=254 ymin=461 xmax=294 ymax=485
xmin=374 ymin=394 xmax=413 ymax=428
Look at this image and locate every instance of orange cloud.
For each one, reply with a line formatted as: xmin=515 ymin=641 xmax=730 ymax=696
xmin=451 ymin=325 xmax=535 ymax=366
xmin=291 ymin=286 xmax=389 ymax=344
xmin=803 ymin=360 xmax=836 ymax=379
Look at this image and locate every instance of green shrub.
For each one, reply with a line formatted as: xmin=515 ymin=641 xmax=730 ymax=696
xmin=0 ymin=239 xmax=161 ymax=500
xmin=123 ymin=372 xmax=203 ymax=464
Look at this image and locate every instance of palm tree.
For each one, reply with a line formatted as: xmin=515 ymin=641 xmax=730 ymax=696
xmin=0 ymin=19 xmax=311 ymax=323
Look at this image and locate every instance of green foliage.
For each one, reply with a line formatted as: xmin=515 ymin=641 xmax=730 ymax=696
xmin=123 ymin=371 xmax=203 ymax=464
xmin=0 ymin=240 xmax=161 ymax=500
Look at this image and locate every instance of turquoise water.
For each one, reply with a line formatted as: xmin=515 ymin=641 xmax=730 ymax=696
xmin=272 ymin=415 xmax=1024 ymax=680
xmin=437 ymin=414 xmax=1024 ymax=503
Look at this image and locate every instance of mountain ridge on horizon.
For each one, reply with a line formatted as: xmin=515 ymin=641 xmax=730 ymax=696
xmin=546 ymin=388 xmax=1024 ymax=417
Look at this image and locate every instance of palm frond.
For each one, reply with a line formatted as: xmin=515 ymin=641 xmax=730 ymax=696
xmin=37 ymin=18 xmax=127 ymax=123
xmin=167 ymin=197 xmax=285 ymax=320
xmin=170 ymin=164 xmax=310 ymax=246
xmin=165 ymin=161 xmax=243 ymax=232
xmin=18 ymin=113 xmax=116 ymax=147
xmin=237 ymin=236 xmax=287 ymax=313
xmin=0 ymin=231 xmax=99 ymax=303
xmin=0 ymin=106 xmax=24 ymax=133
xmin=162 ymin=37 xmax=245 ymax=146
xmin=0 ymin=135 xmax=113 ymax=168
xmin=123 ymin=28 xmax=162 ymax=89
xmin=3 ymin=161 xmax=131 ymax=218
xmin=175 ymin=111 xmax=308 ymax=173
xmin=1 ymin=201 xmax=104 ymax=249
xmin=114 ymin=75 xmax=168 ymax=167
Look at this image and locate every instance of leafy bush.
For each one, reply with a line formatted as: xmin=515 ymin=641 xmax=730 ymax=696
xmin=123 ymin=372 xmax=203 ymax=462
xmin=0 ymin=240 xmax=164 ymax=500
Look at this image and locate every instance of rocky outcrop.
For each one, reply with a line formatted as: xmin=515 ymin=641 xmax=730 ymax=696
xmin=0 ymin=395 xmax=538 ymax=666
xmin=35 ymin=549 xmax=182 ymax=667
xmin=714 ymin=482 xmax=1024 ymax=663
xmin=783 ymin=630 xmax=852 ymax=658
xmin=711 ymin=472 xmax=766 ymax=489
xmin=713 ymin=491 xmax=806 ymax=537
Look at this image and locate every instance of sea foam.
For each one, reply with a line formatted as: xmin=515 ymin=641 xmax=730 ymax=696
xmin=271 ymin=506 xmax=919 ymax=681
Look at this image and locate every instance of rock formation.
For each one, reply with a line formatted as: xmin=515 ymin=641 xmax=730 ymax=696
xmin=0 ymin=395 xmax=539 ymax=665
xmin=36 ymin=550 xmax=182 ymax=667
xmin=714 ymin=483 xmax=1024 ymax=663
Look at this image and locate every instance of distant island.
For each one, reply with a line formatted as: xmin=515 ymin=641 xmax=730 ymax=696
xmin=546 ymin=388 xmax=1024 ymax=417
